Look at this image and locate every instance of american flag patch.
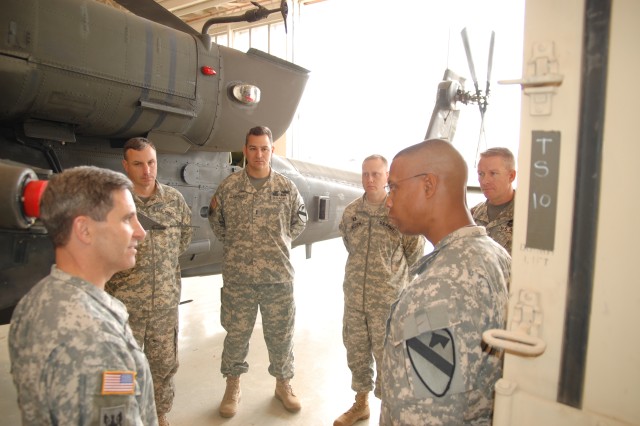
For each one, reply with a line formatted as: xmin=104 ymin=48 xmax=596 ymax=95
xmin=101 ymin=371 xmax=136 ymax=395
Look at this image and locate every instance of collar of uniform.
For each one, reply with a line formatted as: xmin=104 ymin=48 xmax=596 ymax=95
xmin=411 ymin=226 xmax=487 ymax=276
xmin=358 ymin=193 xmax=388 ymax=214
xmin=483 ymin=189 xmax=516 ymax=210
xmin=436 ymin=225 xmax=487 ymax=251
xmin=133 ymin=180 xmax=163 ymax=203
xmin=153 ymin=180 xmax=165 ymax=197
xmin=49 ymin=265 xmax=130 ymax=325
xmin=241 ymin=168 xmax=273 ymax=193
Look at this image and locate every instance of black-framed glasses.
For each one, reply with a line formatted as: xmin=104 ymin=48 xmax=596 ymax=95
xmin=385 ymin=173 xmax=429 ymax=193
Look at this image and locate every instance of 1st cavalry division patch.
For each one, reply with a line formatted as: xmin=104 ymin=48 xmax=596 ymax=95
xmin=406 ymin=329 xmax=455 ymax=397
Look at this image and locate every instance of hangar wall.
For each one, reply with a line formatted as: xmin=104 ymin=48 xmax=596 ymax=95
xmin=498 ymin=0 xmax=640 ymax=424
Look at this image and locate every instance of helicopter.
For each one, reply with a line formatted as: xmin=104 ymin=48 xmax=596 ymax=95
xmin=0 ymin=0 xmax=492 ymax=324
xmin=0 ymin=0 xmax=366 ymax=323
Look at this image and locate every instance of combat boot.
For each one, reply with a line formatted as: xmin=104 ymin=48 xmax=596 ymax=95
xmin=274 ymin=378 xmax=301 ymax=412
xmin=333 ymin=392 xmax=370 ymax=426
xmin=219 ymin=375 xmax=241 ymax=418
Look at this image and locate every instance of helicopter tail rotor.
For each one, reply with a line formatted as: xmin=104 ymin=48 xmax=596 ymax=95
xmin=461 ymin=27 xmax=496 ymax=164
xmin=461 ymin=28 xmax=480 ymax=97
xmin=486 ymin=30 xmax=495 ymax=98
xmin=280 ymin=0 xmax=289 ymax=33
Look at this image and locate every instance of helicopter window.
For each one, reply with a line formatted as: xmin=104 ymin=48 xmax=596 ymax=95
xmin=234 ymin=28 xmax=250 ymax=53
xmin=316 ymin=196 xmax=329 ymax=222
xmin=251 ymin=25 xmax=269 ymax=52
xmin=269 ymin=22 xmax=287 ymax=60
xmin=214 ymin=33 xmax=228 ymax=47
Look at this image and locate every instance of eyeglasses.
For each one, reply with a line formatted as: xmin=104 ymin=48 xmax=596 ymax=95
xmin=385 ymin=173 xmax=429 ymax=193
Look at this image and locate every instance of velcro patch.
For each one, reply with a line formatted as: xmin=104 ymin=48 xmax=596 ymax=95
xmin=297 ymin=205 xmax=308 ymax=223
xmin=101 ymin=371 xmax=136 ymax=395
xmin=100 ymin=405 xmax=125 ymax=425
xmin=406 ymin=329 xmax=455 ymax=397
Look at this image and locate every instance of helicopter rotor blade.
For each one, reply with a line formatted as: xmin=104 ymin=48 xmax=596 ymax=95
xmin=461 ymin=27 xmax=479 ymax=93
xmin=486 ymin=31 xmax=495 ymax=96
xmin=281 ymin=0 xmax=289 ymax=33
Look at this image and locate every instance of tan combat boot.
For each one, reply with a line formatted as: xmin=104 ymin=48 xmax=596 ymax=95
xmin=219 ymin=375 xmax=241 ymax=418
xmin=333 ymin=392 xmax=370 ymax=426
xmin=274 ymin=378 xmax=301 ymax=412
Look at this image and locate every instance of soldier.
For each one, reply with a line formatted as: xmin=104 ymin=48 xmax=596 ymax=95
xmin=9 ymin=166 xmax=156 ymax=425
xmin=380 ymin=139 xmax=510 ymax=425
xmin=106 ymin=137 xmax=193 ymax=426
xmin=334 ymin=154 xmax=424 ymax=426
xmin=208 ymin=125 xmax=307 ymax=418
xmin=471 ymin=147 xmax=516 ymax=254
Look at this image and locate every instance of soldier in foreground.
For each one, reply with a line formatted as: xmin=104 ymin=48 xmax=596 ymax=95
xmin=471 ymin=147 xmax=517 ymax=254
xmin=335 ymin=154 xmax=424 ymax=426
xmin=209 ymin=126 xmax=308 ymax=418
xmin=380 ymin=139 xmax=510 ymax=425
xmin=9 ymin=166 xmax=156 ymax=425
xmin=106 ymin=137 xmax=193 ymax=426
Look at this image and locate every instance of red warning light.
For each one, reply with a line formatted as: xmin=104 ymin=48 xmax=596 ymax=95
xmin=201 ymin=66 xmax=217 ymax=76
xmin=23 ymin=180 xmax=48 ymax=218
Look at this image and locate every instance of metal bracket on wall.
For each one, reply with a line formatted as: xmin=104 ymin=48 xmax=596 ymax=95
xmin=483 ymin=289 xmax=547 ymax=357
xmin=511 ymin=289 xmax=544 ymax=338
xmin=499 ymin=41 xmax=564 ymax=116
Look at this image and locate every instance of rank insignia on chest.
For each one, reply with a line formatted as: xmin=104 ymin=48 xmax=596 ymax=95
xmin=350 ymin=221 xmax=362 ymax=231
xmin=101 ymin=371 xmax=136 ymax=395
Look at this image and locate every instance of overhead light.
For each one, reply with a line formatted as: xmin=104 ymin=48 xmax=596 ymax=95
xmin=231 ymin=84 xmax=261 ymax=105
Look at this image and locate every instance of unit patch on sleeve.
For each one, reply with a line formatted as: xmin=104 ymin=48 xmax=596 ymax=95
xmin=406 ymin=329 xmax=455 ymax=397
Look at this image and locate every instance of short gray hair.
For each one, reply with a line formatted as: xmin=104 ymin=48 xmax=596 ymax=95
xmin=480 ymin=147 xmax=516 ymax=171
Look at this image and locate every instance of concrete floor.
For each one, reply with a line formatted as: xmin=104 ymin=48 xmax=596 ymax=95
xmin=0 ymin=237 xmax=383 ymax=426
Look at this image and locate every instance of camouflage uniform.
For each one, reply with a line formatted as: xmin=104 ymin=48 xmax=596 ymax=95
xmin=106 ymin=181 xmax=192 ymax=416
xmin=471 ymin=194 xmax=515 ymax=254
xmin=9 ymin=266 xmax=158 ymax=426
xmin=209 ymin=169 xmax=307 ymax=378
xmin=339 ymin=195 xmax=424 ymax=398
xmin=380 ymin=226 xmax=510 ymax=425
